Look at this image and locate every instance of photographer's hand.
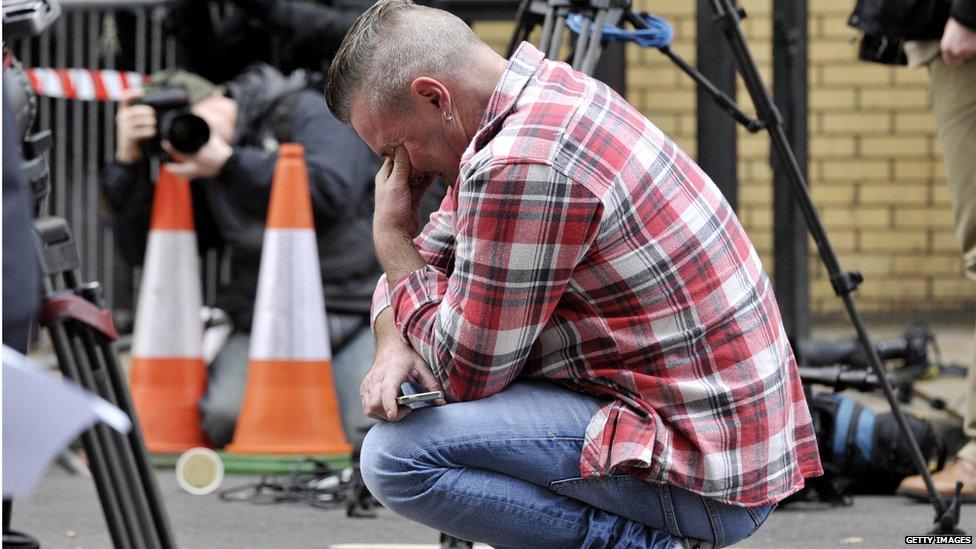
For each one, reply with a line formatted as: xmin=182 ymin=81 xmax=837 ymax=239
xmin=941 ymin=17 xmax=976 ymax=67
xmin=163 ymin=136 xmax=233 ymax=180
xmin=115 ymin=89 xmax=154 ymax=164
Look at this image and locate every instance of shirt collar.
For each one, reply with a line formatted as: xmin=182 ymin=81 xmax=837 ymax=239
xmin=459 ymin=42 xmax=546 ymax=167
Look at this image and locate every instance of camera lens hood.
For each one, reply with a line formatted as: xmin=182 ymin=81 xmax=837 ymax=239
xmin=161 ymin=111 xmax=211 ymax=155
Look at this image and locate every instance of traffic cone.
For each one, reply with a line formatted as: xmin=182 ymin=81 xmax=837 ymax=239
xmin=225 ymin=144 xmax=351 ymax=455
xmin=129 ymin=166 xmax=209 ymax=452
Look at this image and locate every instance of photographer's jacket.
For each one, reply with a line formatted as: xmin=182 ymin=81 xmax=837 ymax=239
xmin=103 ymin=65 xmax=380 ymax=346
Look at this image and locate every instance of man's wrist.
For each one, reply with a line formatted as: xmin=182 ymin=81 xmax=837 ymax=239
xmin=116 ymin=145 xmax=141 ymax=165
xmin=374 ymin=230 xmax=426 ymax=285
xmin=212 ymin=140 xmax=234 ymax=173
xmin=374 ymin=308 xmax=408 ymax=349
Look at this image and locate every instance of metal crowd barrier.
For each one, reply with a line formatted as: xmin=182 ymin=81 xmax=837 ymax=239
xmin=10 ymin=0 xmax=178 ymax=322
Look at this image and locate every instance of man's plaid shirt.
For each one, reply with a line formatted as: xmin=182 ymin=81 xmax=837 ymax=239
xmin=372 ymin=43 xmax=822 ymax=506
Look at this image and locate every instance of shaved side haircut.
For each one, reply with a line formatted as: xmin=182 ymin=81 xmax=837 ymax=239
xmin=325 ymin=0 xmax=482 ymax=123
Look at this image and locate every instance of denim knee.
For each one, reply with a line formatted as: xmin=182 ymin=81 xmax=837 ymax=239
xmin=359 ymin=421 xmax=431 ymax=511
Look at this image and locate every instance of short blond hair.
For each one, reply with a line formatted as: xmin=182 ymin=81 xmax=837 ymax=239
xmin=325 ymin=0 xmax=480 ymax=123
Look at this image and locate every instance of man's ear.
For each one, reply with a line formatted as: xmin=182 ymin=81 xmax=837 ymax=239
xmin=410 ymin=77 xmax=452 ymax=114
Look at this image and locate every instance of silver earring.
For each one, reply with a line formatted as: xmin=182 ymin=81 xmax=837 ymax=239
xmin=444 ymin=111 xmax=454 ymax=122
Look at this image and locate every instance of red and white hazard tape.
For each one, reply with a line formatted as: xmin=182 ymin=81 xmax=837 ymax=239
xmin=25 ymin=68 xmax=147 ymax=101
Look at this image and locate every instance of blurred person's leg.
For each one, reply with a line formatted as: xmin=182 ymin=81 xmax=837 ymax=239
xmin=331 ymin=327 xmax=377 ymax=448
xmin=932 ymin=55 xmax=976 ymax=467
xmin=959 ymin=321 xmax=976 ymax=463
xmin=899 ymin=57 xmax=976 ymax=501
xmin=360 ymin=381 xmax=774 ymax=548
xmin=930 ymin=57 xmax=976 ymax=280
xmin=901 ymin=319 xmax=976 ymax=501
xmin=199 ymin=326 xmax=376 ymax=449
xmin=199 ymin=331 xmax=251 ymax=448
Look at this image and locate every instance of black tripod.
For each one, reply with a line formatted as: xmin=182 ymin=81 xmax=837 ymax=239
xmin=509 ymin=0 xmax=966 ymax=535
xmin=3 ymin=2 xmax=174 ymax=545
xmin=31 ymin=215 xmax=176 ymax=549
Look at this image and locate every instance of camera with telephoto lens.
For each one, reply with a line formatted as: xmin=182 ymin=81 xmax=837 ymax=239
xmin=135 ymin=88 xmax=211 ymax=156
xmin=848 ymin=0 xmax=951 ymax=66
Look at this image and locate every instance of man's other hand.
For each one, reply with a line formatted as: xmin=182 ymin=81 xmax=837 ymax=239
xmin=942 ymin=17 xmax=976 ymax=67
xmin=115 ymin=88 xmax=154 ymax=164
xmin=162 ymin=135 xmax=233 ymax=180
xmin=361 ymin=311 xmax=445 ymax=422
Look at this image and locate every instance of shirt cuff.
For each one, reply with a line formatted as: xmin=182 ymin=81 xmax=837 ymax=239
xmin=389 ymin=265 xmax=448 ymax=341
xmin=369 ymin=273 xmax=392 ymax=331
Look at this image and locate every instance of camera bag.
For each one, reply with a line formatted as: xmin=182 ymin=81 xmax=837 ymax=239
xmin=793 ymin=392 xmax=947 ymax=504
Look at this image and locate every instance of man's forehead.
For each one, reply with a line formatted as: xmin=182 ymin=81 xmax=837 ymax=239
xmin=350 ymin=100 xmax=405 ymax=158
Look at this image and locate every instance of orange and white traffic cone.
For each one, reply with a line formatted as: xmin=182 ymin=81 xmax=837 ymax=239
xmin=225 ymin=144 xmax=351 ymax=455
xmin=129 ymin=166 xmax=209 ymax=452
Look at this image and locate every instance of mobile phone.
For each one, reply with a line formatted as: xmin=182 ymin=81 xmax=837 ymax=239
xmin=396 ymin=391 xmax=444 ymax=405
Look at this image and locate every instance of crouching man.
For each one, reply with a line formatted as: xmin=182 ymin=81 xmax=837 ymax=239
xmin=325 ymin=1 xmax=823 ymax=546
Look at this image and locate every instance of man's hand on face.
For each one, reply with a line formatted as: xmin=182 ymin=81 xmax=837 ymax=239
xmin=942 ymin=18 xmax=976 ymax=67
xmin=373 ymin=146 xmax=432 ymax=241
xmin=115 ymin=89 xmax=154 ymax=164
xmin=360 ymin=322 xmax=445 ymax=422
xmin=162 ymin=134 xmax=233 ymax=180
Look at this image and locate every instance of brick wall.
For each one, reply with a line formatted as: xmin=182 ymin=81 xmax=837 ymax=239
xmin=471 ymin=0 xmax=976 ymax=316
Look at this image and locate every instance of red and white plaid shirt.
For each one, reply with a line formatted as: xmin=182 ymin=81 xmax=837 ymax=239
xmin=372 ymin=43 xmax=822 ymax=506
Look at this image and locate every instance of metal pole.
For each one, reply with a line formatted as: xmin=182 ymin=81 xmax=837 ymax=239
xmin=54 ymin=17 xmax=68 ymax=219
xmin=71 ymin=12 xmax=85 ymax=256
xmin=696 ymin=0 xmax=738 ymax=211
xmin=86 ymin=11 xmax=100 ymax=284
xmin=772 ymin=0 xmax=810 ymax=347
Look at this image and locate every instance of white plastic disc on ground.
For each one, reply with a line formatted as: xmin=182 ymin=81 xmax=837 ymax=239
xmin=175 ymin=447 xmax=224 ymax=495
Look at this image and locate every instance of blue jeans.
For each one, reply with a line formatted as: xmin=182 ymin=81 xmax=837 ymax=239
xmin=361 ymin=381 xmax=774 ymax=549
xmin=199 ymin=328 xmax=376 ymax=447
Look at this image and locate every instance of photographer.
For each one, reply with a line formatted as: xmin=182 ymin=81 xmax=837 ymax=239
xmin=103 ymin=65 xmax=381 ymax=447
xmin=899 ymin=2 xmax=976 ymax=502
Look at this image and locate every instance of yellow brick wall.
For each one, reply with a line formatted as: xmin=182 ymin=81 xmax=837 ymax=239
xmin=471 ymin=0 xmax=976 ymax=316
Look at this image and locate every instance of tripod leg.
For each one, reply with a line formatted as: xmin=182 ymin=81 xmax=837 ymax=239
xmin=539 ymin=5 xmax=557 ymax=55
xmin=571 ymin=16 xmax=592 ymax=69
xmin=580 ymin=10 xmax=609 ymax=75
xmin=67 ymin=328 xmax=151 ymax=549
xmin=548 ymin=8 xmax=567 ymax=59
xmin=70 ymin=324 xmax=162 ymax=549
xmin=93 ymin=332 xmax=176 ymax=549
xmin=506 ymin=0 xmax=534 ymax=58
xmin=47 ymin=323 xmax=136 ymax=549
xmin=34 ymin=216 xmax=177 ymax=547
